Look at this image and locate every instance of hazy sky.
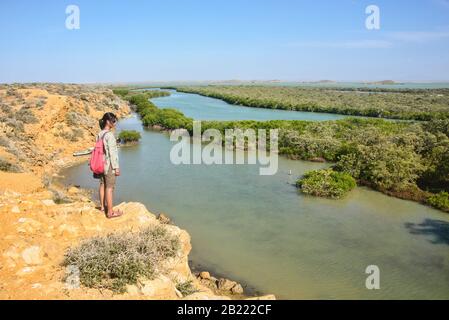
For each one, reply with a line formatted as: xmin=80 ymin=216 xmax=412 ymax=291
xmin=1 ymin=0 xmax=449 ymax=83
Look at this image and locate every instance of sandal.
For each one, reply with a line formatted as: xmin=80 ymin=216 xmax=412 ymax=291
xmin=107 ymin=209 xmax=124 ymax=219
xmin=96 ymin=206 xmax=105 ymax=212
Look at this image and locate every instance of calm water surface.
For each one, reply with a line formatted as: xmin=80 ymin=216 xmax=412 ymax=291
xmin=61 ymin=93 xmax=449 ymax=299
xmin=151 ymin=90 xmax=346 ymax=121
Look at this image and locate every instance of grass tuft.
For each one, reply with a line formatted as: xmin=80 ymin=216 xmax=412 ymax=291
xmin=62 ymin=226 xmax=180 ymax=293
xmin=176 ymin=280 xmax=199 ymax=297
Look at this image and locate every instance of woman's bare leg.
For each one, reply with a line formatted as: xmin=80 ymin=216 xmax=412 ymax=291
xmin=105 ymin=187 xmax=123 ymax=218
xmin=106 ymin=187 xmax=114 ymax=216
xmin=99 ymin=182 xmax=105 ymax=211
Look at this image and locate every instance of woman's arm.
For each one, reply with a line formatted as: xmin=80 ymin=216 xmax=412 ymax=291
xmin=106 ymin=132 xmax=120 ymax=172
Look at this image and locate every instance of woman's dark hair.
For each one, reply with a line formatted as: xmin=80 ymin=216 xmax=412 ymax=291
xmin=99 ymin=112 xmax=118 ymax=130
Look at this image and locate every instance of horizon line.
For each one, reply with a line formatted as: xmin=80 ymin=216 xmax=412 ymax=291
xmin=2 ymin=79 xmax=449 ymax=86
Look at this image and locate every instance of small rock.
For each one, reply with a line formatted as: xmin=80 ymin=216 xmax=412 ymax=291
xmin=11 ymin=206 xmax=20 ymax=213
xmin=126 ymin=285 xmax=140 ymax=295
xmin=41 ymin=240 xmax=60 ymax=260
xmin=17 ymin=267 xmax=35 ymax=276
xmin=138 ymin=275 xmax=177 ymax=299
xmin=41 ymin=199 xmax=55 ymax=206
xmin=199 ymin=278 xmax=218 ymax=289
xmin=58 ymin=224 xmax=78 ymax=237
xmin=309 ymin=157 xmax=326 ymax=163
xmin=245 ymin=294 xmax=276 ymax=300
xmin=231 ymin=283 xmax=244 ymax=295
xmin=175 ymin=288 xmax=183 ymax=298
xmin=182 ymin=292 xmax=231 ymax=300
xmin=21 ymin=246 xmax=43 ymax=265
xmin=3 ymin=247 xmax=20 ymax=267
xmin=40 ymin=191 xmax=54 ymax=199
xmin=217 ymin=278 xmax=237 ymax=292
xmin=31 ymin=283 xmax=42 ymax=289
xmin=157 ymin=213 xmax=171 ymax=224
xmin=3 ymin=190 xmax=21 ymax=197
xmin=199 ymin=271 xmax=211 ymax=280
xmin=67 ymin=187 xmax=79 ymax=195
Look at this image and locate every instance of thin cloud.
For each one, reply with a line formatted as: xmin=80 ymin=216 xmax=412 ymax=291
xmin=287 ymin=40 xmax=393 ymax=49
xmin=388 ymin=31 xmax=449 ymax=43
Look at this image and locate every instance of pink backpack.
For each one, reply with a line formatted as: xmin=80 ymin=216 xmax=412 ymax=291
xmin=90 ymin=132 xmax=108 ymax=174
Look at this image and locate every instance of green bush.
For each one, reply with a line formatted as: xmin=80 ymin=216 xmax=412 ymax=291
xmin=427 ymin=192 xmax=449 ymax=212
xmin=141 ymin=90 xmax=171 ymax=99
xmin=112 ymin=88 xmax=130 ymax=97
xmin=114 ymin=91 xmax=190 ymax=131
xmin=113 ymin=88 xmax=170 ymax=100
xmin=118 ymin=130 xmax=141 ymax=143
xmin=335 ymin=143 xmax=424 ymax=191
xmin=296 ymin=168 xmax=356 ymax=199
xmin=176 ymin=280 xmax=199 ymax=297
xmin=62 ymin=226 xmax=180 ymax=293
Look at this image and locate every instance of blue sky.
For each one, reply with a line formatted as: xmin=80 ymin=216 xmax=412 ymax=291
xmin=1 ymin=0 xmax=449 ymax=83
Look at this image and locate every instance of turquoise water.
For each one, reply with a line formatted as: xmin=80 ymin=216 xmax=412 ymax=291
xmin=151 ymin=90 xmax=346 ymax=121
xmin=61 ymin=93 xmax=449 ymax=299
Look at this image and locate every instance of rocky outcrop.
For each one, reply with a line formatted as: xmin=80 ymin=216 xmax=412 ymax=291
xmin=0 ymin=187 xmax=274 ymax=300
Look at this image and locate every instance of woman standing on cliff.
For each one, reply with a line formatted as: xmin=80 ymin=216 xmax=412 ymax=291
xmin=95 ymin=112 xmax=123 ymax=218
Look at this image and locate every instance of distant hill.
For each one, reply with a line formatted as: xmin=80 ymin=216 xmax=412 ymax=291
xmin=364 ymin=80 xmax=401 ymax=85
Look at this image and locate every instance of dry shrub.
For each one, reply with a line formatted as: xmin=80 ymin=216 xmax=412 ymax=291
xmin=62 ymin=226 xmax=180 ymax=293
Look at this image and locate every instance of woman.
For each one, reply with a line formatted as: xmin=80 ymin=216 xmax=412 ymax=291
xmin=95 ymin=112 xmax=123 ymax=218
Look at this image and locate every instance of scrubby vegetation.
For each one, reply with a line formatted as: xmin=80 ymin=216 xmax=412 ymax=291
xmin=177 ymin=86 xmax=449 ymax=121
xmin=118 ymin=130 xmax=141 ymax=143
xmin=142 ymin=108 xmax=193 ymax=130
xmin=297 ymin=169 xmax=356 ymax=199
xmin=0 ymin=157 xmax=22 ymax=173
xmin=62 ymin=226 xmax=180 ymax=293
xmin=113 ymin=88 xmax=170 ymax=100
xmin=114 ymin=89 xmax=449 ymax=212
xmin=426 ymin=192 xmax=449 ymax=212
xmin=176 ymin=280 xmax=199 ymax=297
xmin=16 ymin=107 xmax=38 ymax=124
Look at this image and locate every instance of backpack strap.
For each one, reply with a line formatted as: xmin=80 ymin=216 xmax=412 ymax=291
xmin=96 ymin=131 xmax=109 ymax=156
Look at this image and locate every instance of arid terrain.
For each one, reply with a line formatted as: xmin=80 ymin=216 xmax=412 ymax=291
xmin=0 ymin=84 xmax=272 ymax=300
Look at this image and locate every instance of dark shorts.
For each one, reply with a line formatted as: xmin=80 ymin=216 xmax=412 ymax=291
xmin=93 ymin=166 xmax=116 ymax=188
